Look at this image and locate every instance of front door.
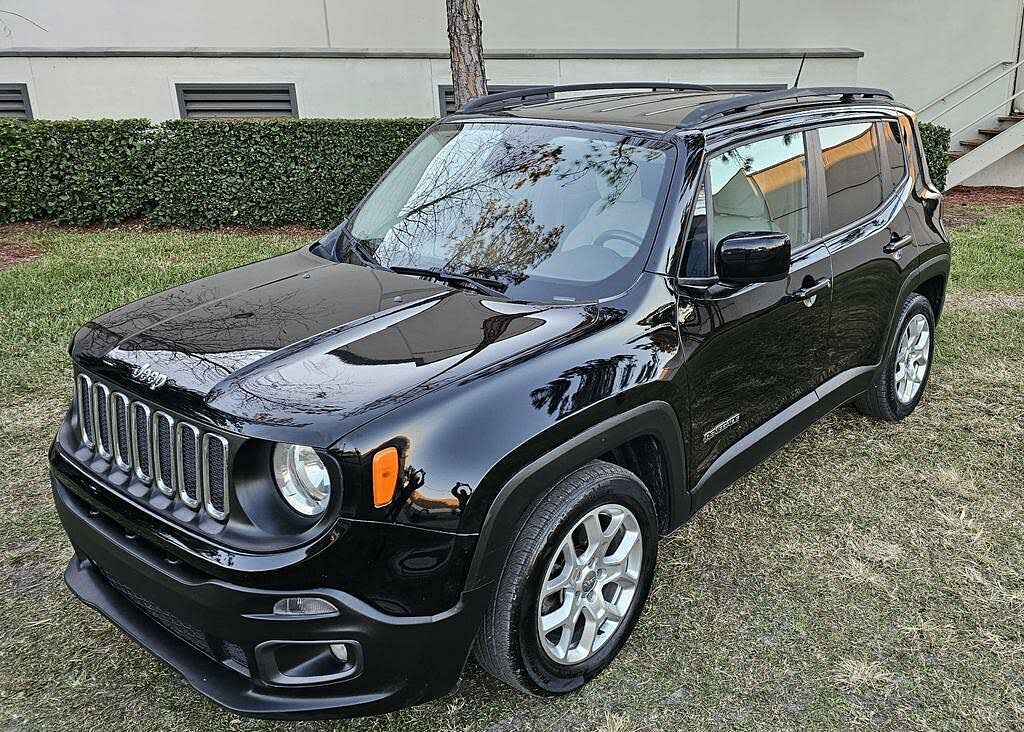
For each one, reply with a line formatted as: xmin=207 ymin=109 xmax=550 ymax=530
xmin=676 ymin=130 xmax=833 ymax=487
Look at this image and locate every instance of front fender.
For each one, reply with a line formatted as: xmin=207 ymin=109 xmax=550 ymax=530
xmin=461 ymin=400 xmax=686 ymax=593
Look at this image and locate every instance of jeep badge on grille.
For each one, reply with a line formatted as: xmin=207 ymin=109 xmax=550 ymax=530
xmin=130 ymin=363 xmax=168 ymax=390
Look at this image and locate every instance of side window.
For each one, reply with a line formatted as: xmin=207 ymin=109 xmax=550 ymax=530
xmin=709 ymin=133 xmax=810 ymax=250
xmin=680 ymin=183 xmax=709 ymax=277
xmin=819 ymin=123 xmax=884 ymax=232
xmin=881 ymin=121 xmax=908 ymax=192
xmin=898 ymin=115 xmax=921 ymax=184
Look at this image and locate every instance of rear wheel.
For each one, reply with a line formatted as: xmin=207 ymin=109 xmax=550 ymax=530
xmin=473 ymin=460 xmax=658 ymax=695
xmin=855 ymin=294 xmax=935 ymax=421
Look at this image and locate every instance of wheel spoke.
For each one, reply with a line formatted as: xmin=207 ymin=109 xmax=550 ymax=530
xmin=542 ymin=540 xmax=575 ymax=595
xmin=579 ymin=513 xmax=605 ymax=565
xmin=602 ymin=526 xmax=640 ymax=566
xmin=576 ymin=605 xmax=602 ymax=657
xmin=539 ymin=591 xmax=575 ymax=634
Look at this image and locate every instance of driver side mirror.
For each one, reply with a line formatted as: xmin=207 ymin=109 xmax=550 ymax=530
xmin=716 ymin=231 xmax=791 ymax=284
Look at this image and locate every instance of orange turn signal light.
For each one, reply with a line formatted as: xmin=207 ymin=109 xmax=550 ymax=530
xmin=372 ymin=447 xmax=399 ymax=507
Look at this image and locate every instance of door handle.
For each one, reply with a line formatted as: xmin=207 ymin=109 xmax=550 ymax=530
xmin=791 ymin=277 xmax=831 ymax=304
xmin=883 ymin=232 xmax=914 ymax=254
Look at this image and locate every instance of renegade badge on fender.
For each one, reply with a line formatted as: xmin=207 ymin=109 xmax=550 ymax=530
xmin=51 ymin=84 xmax=949 ymax=719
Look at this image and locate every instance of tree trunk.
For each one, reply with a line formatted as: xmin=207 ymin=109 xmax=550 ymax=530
xmin=446 ymin=0 xmax=488 ymax=109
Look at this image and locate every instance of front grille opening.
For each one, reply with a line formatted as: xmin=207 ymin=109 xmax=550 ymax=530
xmin=178 ymin=424 xmax=200 ymax=508
xmin=77 ymin=375 xmax=95 ymax=447
xmin=204 ymin=435 xmax=229 ymax=519
xmin=112 ymin=394 xmax=132 ymax=470
xmin=155 ymin=413 xmax=175 ymax=496
xmin=94 ymin=384 xmax=112 ymax=458
xmin=132 ymin=403 xmax=152 ymax=482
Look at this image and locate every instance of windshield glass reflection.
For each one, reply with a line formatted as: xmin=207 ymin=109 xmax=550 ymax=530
xmin=348 ymin=123 xmax=672 ymax=301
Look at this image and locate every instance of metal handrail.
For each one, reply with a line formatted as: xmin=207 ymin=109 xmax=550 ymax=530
xmin=918 ymin=59 xmax=1014 ymax=116
xmin=950 ymin=87 xmax=1024 ymax=141
xmin=924 ymin=58 xmax=1024 ymax=124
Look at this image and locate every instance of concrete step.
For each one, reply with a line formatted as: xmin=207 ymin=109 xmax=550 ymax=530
xmin=959 ymin=139 xmax=985 ymax=148
xmin=978 ymin=128 xmax=1005 ymax=136
xmin=948 ymin=151 xmax=966 ymax=160
xmin=997 ymin=115 xmax=1024 ymax=123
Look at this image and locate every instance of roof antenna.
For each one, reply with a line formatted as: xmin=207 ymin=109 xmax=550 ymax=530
xmin=792 ymin=52 xmax=807 ymax=89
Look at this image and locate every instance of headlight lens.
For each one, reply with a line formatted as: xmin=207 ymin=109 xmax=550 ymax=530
xmin=272 ymin=443 xmax=332 ymax=516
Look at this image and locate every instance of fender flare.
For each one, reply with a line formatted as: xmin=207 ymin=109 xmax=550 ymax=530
xmin=882 ymin=253 xmax=950 ymax=357
xmin=462 ymin=400 xmax=686 ymax=593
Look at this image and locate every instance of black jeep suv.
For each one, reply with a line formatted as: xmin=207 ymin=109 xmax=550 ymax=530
xmin=51 ymin=84 xmax=949 ymax=718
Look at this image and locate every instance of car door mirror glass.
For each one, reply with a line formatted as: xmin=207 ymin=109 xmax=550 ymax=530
xmin=716 ymin=231 xmax=791 ymax=284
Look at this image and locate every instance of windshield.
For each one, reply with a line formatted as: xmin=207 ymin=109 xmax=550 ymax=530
xmin=345 ymin=122 xmax=674 ymax=302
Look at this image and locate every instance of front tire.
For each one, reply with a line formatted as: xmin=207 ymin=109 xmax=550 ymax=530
xmin=855 ymin=293 xmax=936 ymax=421
xmin=473 ymin=460 xmax=658 ymax=695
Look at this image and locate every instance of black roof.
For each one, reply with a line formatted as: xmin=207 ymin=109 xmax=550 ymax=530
xmin=447 ymin=84 xmax=895 ymax=134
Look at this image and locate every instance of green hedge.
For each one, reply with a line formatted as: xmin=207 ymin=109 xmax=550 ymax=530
xmin=919 ymin=121 xmax=951 ymax=191
xmin=0 ymin=118 xmax=432 ymax=227
xmin=149 ymin=119 xmax=432 ymax=228
xmin=0 ymin=116 xmax=955 ymax=227
xmin=0 ymin=119 xmax=154 ymax=224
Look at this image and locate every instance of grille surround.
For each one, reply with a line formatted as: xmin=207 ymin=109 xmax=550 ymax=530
xmin=76 ymin=373 xmax=231 ymax=521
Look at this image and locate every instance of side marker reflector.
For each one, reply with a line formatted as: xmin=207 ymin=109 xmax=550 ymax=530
xmin=372 ymin=447 xmax=399 ymax=507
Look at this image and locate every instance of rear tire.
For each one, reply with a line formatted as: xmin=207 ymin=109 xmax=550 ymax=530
xmin=473 ymin=460 xmax=658 ymax=695
xmin=855 ymin=293 xmax=935 ymax=421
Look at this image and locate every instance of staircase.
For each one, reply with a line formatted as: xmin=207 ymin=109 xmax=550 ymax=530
xmin=948 ymin=114 xmax=1024 ymax=162
xmin=920 ymin=58 xmax=1024 ymax=189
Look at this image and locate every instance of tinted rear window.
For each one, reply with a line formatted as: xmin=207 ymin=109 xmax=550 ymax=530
xmin=819 ymin=123 xmax=884 ymax=233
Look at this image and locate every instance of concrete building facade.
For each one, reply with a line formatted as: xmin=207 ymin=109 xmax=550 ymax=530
xmin=1 ymin=1 xmax=1023 ymax=186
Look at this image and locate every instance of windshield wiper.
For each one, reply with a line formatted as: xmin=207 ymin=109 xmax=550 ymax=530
xmin=390 ymin=266 xmax=510 ymax=300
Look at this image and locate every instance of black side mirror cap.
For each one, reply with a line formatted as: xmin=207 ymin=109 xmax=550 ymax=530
xmin=716 ymin=231 xmax=792 ymax=284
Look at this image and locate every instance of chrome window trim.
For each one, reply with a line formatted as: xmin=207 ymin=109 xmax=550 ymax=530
xmin=130 ymin=401 xmax=153 ymax=484
xmin=152 ymin=410 xmax=176 ymax=497
xmin=77 ymin=373 xmax=95 ymax=448
xmin=110 ymin=392 xmax=132 ymax=471
xmin=202 ymin=433 xmax=230 ymax=521
xmin=175 ymin=422 xmax=202 ymax=509
xmin=91 ymin=382 xmax=113 ymax=460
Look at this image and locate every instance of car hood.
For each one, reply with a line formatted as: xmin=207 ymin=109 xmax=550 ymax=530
xmin=72 ymin=247 xmax=600 ymax=446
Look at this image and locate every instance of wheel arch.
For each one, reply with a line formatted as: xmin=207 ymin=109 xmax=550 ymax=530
xmin=462 ymin=401 xmax=687 ymax=594
xmin=882 ymin=253 xmax=949 ymax=360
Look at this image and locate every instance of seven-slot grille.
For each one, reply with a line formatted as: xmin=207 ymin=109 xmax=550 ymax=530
xmin=76 ymin=373 xmax=230 ymax=520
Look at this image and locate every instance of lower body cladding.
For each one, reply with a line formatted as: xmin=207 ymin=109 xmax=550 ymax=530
xmin=52 ymin=476 xmax=491 ymax=719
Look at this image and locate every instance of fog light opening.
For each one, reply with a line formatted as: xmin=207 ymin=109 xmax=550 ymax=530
xmin=255 ymin=639 xmax=363 ymax=687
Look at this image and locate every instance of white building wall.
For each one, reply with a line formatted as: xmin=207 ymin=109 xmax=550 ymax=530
xmin=0 ymin=0 xmax=1022 ymax=184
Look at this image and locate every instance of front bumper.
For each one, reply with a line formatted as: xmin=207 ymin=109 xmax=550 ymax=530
xmin=53 ymin=468 xmax=489 ymax=719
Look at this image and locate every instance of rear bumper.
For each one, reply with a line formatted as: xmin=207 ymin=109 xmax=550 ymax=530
xmin=53 ymin=470 xmax=489 ymax=719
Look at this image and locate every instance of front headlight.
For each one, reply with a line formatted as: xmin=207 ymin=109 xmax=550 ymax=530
xmin=272 ymin=443 xmax=332 ymax=516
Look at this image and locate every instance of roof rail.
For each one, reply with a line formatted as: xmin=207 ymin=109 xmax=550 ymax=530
xmin=675 ymin=86 xmax=894 ymax=129
xmin=458 ymin=82 xmax=717 ymax=113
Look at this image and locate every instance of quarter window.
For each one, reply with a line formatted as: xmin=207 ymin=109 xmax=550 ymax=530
xmin=881 ymin=121 xmax=908 ymax=192
xmin=708 ymin=133 xmax=810 ymax=251
xmin=680 ymin=182 xmax=709 ymax=277
xmin=819 ymin=123 xmax=884 ymax=232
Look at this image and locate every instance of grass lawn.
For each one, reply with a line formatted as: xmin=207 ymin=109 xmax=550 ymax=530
xmin=0 ymin=208 xmax=1022 ymax=731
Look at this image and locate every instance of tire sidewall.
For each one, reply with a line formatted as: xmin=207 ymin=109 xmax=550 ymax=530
xmin=510 ymin=474 xmax=658 ymax=695
xmin=884 ymin=296 xmax=936 ymax=419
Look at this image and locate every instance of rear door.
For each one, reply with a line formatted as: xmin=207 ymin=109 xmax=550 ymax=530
xmin=812 ymin=119 xmax=918 ymax=378
xmin=676 ymin=130 xmax=833 ymax=484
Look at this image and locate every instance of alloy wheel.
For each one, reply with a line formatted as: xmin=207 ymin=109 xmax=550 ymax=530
xmin=894 ymin=313 xmax=930 ymax=404
xmin=536 ymin=503 xmax=643 ymax=665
